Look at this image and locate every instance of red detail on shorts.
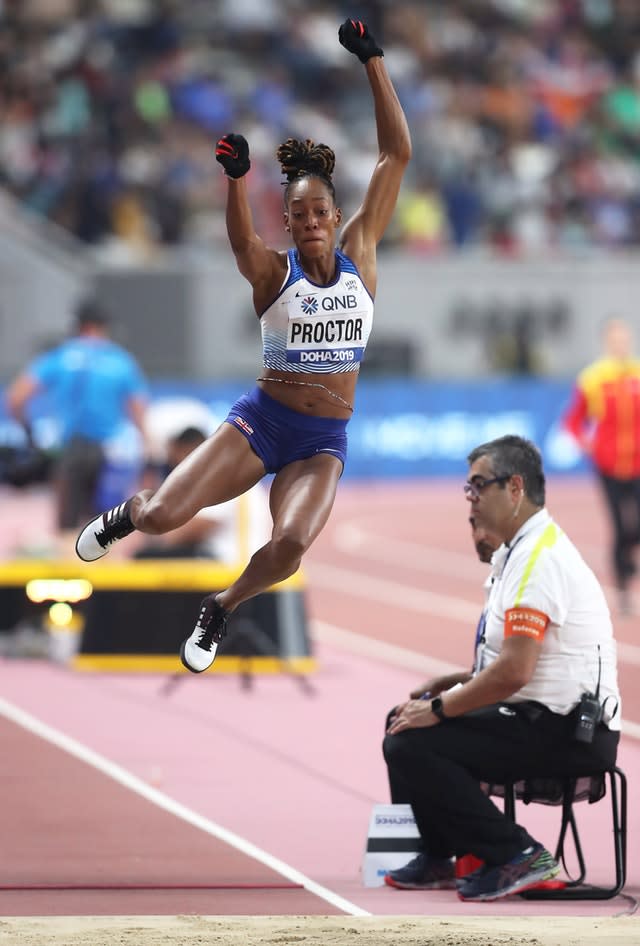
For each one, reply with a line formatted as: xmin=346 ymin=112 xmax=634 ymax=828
xmin=234 ymin=416 xmax=254 ymax=436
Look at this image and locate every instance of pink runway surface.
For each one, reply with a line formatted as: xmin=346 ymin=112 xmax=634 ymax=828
xmin=0 ymin=477 xmax=639 ymax=920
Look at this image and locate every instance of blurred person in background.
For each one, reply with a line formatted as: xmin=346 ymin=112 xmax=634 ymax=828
xmin=75 ymin=17 xmax=411 ymax=674
xmin=135 ymin=425 xmax=271 ymax=562
xmin=563 ymin=317 xmax=640 ymax=615
xmin=5 ymin=299 xmax=148 ymax=556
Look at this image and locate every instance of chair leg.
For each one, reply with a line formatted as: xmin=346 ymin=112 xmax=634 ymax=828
xmin=522 ymin=767 xmax=627 ymax=900
xmin=611 ymin=766 xmax=627 ymax=892
xmin=552 ymin=779 xmax=586 ymax=885
xmin=562 ymin=806 xmax=587 ymax=884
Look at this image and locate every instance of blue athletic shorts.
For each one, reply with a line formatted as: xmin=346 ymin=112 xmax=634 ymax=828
xmin=224 ymin=387 xmax=348 ymax=474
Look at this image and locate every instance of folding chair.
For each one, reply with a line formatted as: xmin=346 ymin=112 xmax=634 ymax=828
xmin=485 ymin=766 xmax=627 ymax=900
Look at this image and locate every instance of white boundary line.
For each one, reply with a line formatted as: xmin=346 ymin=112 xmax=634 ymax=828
xmin=312 ymin=619 xmax=463 ymax=676
xmin=309 ymin=561 xmax=640 ymax=671
xmin=0 ymin=696 xmax=370 ymax=918
xmin=308 ymin=562 xmax=480 ymax=622
xmin=312 ymin=620 xmax=640 ymax=742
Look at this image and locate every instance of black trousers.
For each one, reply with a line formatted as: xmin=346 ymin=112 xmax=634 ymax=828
xmin=55 ymin=436 xmax=105 ymax=530
xmin=382 ymin=702 xmax=619 ymax=866
xmin=598 ymin=472 xmax=640 ymax=588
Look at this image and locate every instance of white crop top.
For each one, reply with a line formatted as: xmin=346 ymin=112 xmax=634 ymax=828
xmin=260 ymin=248 xmax=374 ymax=373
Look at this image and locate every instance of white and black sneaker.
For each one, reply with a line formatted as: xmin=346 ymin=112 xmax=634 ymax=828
xmin=180 ymin=594 xmax=229 ymax=673
xmin=75 ymin=500 xmax=135 ymax=562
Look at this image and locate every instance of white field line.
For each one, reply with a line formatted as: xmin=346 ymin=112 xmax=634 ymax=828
xmin=330 ymin=521 xmax=639 ymax=623
xmin=332 ymin=522 xmax=480 ymax=578
xmin=312 ymin=620 xmax=639 ymax=743
xmin=309 ymin=559 xmax=640 ymax=672
xmin=616 ymin=641 xmax=640 ymax=666
xmin=311 ymin=619 xmax=463 ymax=676
xmin=307 ymin=561 xmax=480 ymax=623
xmin=0 ymin=697 xmax=370 ymax=917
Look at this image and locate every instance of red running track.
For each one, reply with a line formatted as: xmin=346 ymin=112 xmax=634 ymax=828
xmin=0 ymin=477 xmax=638 ymax=919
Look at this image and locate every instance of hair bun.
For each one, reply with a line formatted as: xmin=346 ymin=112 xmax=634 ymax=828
xmin=276 ymin=138 xmax=336 ymax=184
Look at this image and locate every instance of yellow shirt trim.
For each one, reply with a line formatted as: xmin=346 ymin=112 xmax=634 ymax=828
xmin=513 ymin=523 xmax=559 ymax=607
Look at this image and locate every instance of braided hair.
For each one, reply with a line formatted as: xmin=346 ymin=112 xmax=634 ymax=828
xmin=276 ymin=138 xmax=336 ymax=203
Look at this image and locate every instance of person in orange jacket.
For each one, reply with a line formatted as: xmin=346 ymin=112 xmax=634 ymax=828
xmin=563 ymin=318 xmax=640 ymax=613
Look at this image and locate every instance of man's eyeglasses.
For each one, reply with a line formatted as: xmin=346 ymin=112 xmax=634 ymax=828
xmin=464 ymin=474 xmax=511 ymax=500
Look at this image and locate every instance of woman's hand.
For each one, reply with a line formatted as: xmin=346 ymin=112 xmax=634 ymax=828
xmin=215 ymin=134 xmax=251 ymax=179
xmin=338 ymin=19 xmax=383 ymax=63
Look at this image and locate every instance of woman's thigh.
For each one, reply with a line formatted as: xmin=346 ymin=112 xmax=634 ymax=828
xmin=269 ymin=453 xmax=343 ymax=547
xmin=150 ymin=423 xmax=267 ymax=521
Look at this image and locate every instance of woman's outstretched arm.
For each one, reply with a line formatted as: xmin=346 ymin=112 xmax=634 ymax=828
xmin=338 ymin=19 xmax=412 ymax=278
xmin=215 ymin=134 xmax=283 ymax=295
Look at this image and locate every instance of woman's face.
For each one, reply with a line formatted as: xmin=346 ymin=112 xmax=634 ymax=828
xmin=284 ymin=177 xmax=341 ymax=257
xmin=604 ymin=320 xmax=633 ymax=360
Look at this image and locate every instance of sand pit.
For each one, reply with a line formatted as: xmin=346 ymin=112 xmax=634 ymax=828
xmin=0 ymin=914 xmax=638 ymax=946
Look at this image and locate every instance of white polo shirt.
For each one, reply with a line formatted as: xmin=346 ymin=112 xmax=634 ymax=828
xmin=479 ymin=509 xmax=621 ymax=730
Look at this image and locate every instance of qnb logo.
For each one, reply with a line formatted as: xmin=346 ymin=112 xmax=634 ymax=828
xmin=301 ymin=296 xmax=318 ymax=315
xmin=321 ymin=294 xmax=357 ymax=312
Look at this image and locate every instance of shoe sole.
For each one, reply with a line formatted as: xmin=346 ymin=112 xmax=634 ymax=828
xmin=384 ymin=875 xmax=457 ymax=890
xmin=179 ymin=641 xmax=209 ymax=674
xmin=75 ymin=532 xmax=109 ymax=563
xmin=458 ymin=863 xmax=560 ymax=902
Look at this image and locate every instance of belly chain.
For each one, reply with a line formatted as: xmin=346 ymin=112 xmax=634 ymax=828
xmin=256 ymin=377 xmax=354 ymax=412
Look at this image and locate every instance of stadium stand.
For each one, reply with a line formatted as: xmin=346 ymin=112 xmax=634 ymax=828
xmin=1 ymin=1 xmax=640 ymax=262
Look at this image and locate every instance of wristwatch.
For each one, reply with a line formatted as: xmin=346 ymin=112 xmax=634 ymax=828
xmin=430 ymin=696 xmax=447 ymax=721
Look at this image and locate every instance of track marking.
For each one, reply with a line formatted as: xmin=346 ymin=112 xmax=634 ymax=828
xmin=312 ymin=619 xmax=463 ymax=676
xmin=622 ymin=719 xmax=640 ymax=740
xmin=616 ymin=641 xmax=640 ymax=666
xmin=333 ymin=522 xmax=480 ymax=578
xmin=332 ymin=521 xmax=636 ymax=613
xmin=312 ymin=620 xmax=640 ymax=742
xmin=0 ymin=696 xmax=369 ymax=917
xmin=307 ymin=561 xmax=480 ymax=622
xmin=308 ymin=562 xmax=640 ymax=672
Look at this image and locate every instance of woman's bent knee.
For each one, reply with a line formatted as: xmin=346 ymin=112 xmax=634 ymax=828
xmin=134 ymin=495 xmax=181 ymax=534
xmin=270 ymin=532 xmax=307 ymax=567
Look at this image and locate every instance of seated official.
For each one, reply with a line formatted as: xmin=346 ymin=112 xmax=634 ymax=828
xmin=383 ymin=435 xmax=621 ymax=902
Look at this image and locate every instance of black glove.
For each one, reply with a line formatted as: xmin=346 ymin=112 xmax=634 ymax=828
xmin=338 ymin=18 xmax=383 ymax=64
xmin=215 ymin=133 xmax=251 ymax=179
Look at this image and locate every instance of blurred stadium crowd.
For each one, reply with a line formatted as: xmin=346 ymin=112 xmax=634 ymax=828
xmin=2 ymin=0 xmax=640 ymax=263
